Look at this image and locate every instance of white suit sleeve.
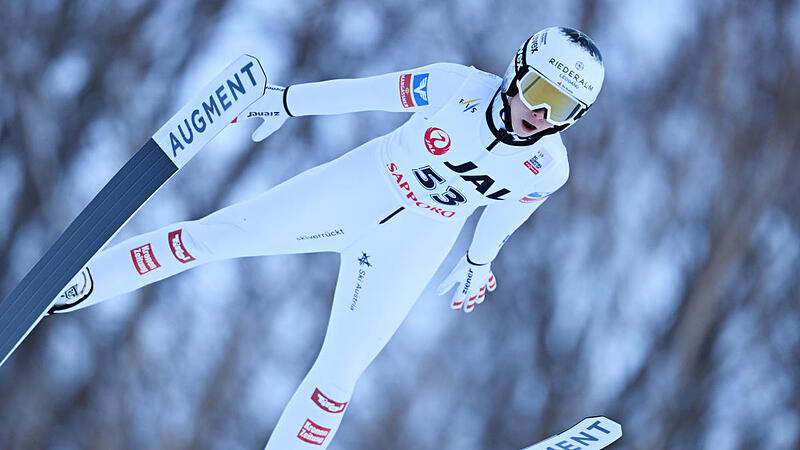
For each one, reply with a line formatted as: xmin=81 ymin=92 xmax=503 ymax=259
xmin=467 ymin=198 xmax=549 ymax=265
xmin=468 ymin=156 xmax=570 ymax=264
xmin=283 ymin=63 xmax=471 ymax=116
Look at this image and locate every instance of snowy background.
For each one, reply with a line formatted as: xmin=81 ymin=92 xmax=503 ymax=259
xmin=1 ymin=1 xmax=799 ymax=449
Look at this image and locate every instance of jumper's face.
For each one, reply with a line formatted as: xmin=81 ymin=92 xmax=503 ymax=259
xmin=507 ymin=93 xmax=556 ymax=137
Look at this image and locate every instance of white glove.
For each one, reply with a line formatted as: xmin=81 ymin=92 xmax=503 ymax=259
xmin=437 ymin=254 xmax=497 ymax=313
xmin=236 ymin=84 xmax=289 ymax=142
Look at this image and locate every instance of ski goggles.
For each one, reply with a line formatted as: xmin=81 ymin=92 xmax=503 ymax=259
xmin=516 ymin=69 xmax=587 ymax=126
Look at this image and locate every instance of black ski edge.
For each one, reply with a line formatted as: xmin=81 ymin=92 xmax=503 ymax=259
xmin=0 ymin=138 xmax=177 ymax=364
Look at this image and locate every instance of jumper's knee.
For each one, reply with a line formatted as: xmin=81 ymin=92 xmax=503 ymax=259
xmin=165 ymin=219 xmax=232 ymax=261
xmin=306 ymin=348 xmax=368 ymax=397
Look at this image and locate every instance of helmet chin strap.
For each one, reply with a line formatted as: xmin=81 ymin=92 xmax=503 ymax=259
xmin=485 ymin=88 xmax=566 ymax=147
xmin=499 ymin=91 xmax=514 ymax=132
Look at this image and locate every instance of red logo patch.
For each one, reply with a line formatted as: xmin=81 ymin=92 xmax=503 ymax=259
xmin=297 ymin=418 xmax=331 ymax=446
xmin=399 ymin=73 xmax=414 ymax=108
xmin=168 ymin=229 xmax=195 ymax=263
xmin=424 ymin=127 xmax=451 ymax=155
xmin=311 ymin=388 xmax=347 ymax=414
xmin=130 ymin=244 xmax=161 ymax=275
xmin=524 ymin=160 xmax=540 ymax=174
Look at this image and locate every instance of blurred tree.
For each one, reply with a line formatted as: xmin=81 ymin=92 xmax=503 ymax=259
xmin=1 ymin=0 xmax=798 ymax=449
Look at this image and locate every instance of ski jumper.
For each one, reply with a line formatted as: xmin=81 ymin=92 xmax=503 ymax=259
xmin=52 ymin=62 xmax=570 ymax=449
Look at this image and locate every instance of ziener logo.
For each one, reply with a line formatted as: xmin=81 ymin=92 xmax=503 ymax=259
xmin=311 ymin=388 xmax=348 ymax=414
xmin=168 ymin=229 xmax=195 ymax=263
xmin=130 ymin=244 xmax=161 ymax=275
xmin=297 ymin=418 xmax=331 ymax=446
xmin=424 ymin=127 xmax=451 ymax=155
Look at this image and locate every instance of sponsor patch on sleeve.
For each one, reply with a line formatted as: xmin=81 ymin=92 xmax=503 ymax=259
xmin=311 ymin=388 xmax=348 ymax=413
xmin=297 ymin=418 xmax=331 ymax=446
xmin=399 ymin=72 xmax=430 ymax=108
xmin=399 ymin=73 xmax=414 ymax=108
xmin=411 ymin=73 xmax=429 ymax=106
xmin=523 ymin=149 xmax=554 ymax=175
xmin=168 ymin=229 xmax=196 ymax=263
xmin=520 ymin=192 xmax=550 ymax=203
xmin=130 ymin=243 xmax=161 ymax=275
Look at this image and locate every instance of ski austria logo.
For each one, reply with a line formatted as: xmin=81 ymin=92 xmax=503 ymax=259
xmin=168 ymin=229 xmax=195 ymax=263
xmin=297 ymin=418 xmax=331 ymax=446
xmin=350 ymin=252 xmax=372 ymax=311
xmin=130 ymin=244 xmax=161 ymax=275
xmin=311 ymin=388 xmax=348 ymax=414
xmin=424 ymin=127 xmax=451 ymax=155
xmin=358 ymin=252 xmax=372 ymax=267
xmin=399 ymin=72 xmax=430 ymax=108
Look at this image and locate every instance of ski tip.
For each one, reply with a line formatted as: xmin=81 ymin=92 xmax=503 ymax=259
xmin=521 ymin=416 xmax=622 ymax=450
xmin=242 ymin=53 xmax=268 ymax=94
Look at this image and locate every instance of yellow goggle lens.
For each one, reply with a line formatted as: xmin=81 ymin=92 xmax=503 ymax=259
xmin=517 ymin=71 xmax=585 ymax=126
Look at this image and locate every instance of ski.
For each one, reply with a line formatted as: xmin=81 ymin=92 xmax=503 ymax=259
xmin=521 ymin=416 xmax=622 ymax=450
xmin=0 ymin=54 xmax=267 ymax=368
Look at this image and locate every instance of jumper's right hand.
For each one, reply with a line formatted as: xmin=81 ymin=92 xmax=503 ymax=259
xmin=237 ymin=84 xmax=289 ymax=142
xmin=437 ymin=254 xmax=497 ymax=313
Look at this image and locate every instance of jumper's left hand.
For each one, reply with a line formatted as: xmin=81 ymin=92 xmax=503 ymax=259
xmin=437 ymin=254 xmax=497 ymax=313
xmin=236 ymin=84 xmax=289 ymax=142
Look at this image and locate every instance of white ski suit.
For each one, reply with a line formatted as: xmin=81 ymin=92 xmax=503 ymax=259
xmin=54 ymin=62 xmax=570 ymax=449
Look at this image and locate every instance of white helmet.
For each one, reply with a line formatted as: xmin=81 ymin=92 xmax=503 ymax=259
xmin=502 ymin=27 xmax=604 ymax=129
